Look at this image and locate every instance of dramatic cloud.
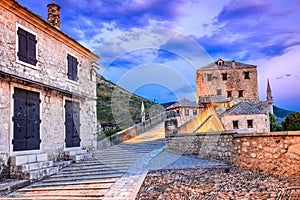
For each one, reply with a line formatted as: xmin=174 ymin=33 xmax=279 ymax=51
xmin=16 ymin=0 xmax=300 ymax=109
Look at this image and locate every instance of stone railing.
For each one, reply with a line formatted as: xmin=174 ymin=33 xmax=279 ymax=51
xmin=166 ymin=131 xmax=300 ymax=178
xmin=97 ymin=111 xmax=170 ymax=150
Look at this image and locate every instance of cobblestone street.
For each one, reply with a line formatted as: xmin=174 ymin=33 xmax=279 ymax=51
xmin=137 ymin=163 xmax=300 ymax=200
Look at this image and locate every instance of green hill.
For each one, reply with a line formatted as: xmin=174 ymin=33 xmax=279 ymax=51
xmin=96 ymin=76 xmax=163 ymax=131
xmin=273 ymin=105 xmax=293 ymax=119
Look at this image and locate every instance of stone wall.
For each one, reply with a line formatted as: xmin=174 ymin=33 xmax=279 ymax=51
xmin=232 ymin=132 xmax=300 ymax=178
xmin=166 ymin=132 xmax=235 ymax=161
xmin=97 ymin=112 xmax=168 ymax=150
xmin=166 ymin=131 xmax=300 ymax=178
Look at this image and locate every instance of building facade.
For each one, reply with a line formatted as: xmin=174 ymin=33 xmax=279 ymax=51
xmin=196 ymin=59 xmax=258 ymax=103
xmin=196 ymin=59 xmax=270 ymax=133
xmin=0 ymin=1 xmax=99 ymax=179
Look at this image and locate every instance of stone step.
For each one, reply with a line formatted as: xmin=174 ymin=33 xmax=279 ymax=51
xmin=50 ymin=170 xmax=125 ymax=179
xmin=60 ymin=167 xmax=126 ymax=174
xmin=32 ymin=179 xmax=118 ymax=188
xmin=60 ymin=165 xmax=128 ymax=173
xmin=10 ymin=154 xmax=48 ymax=165
xmin=53 ymin=160 xmax=73 ymax=170
xmin=64 ymin=149 xmax=87 ymax=156
xmin=22 ymin=166 xmax=59 ymax=180
xmin=5 ymin=197 xmax=103 ymax=200
xmin=13 ymin=161 xmax=53 ymax=172
xmin=15 ymin=192 xmax=105 ymax=198
xmin=93 ymin=158 xmax=138 ymax=163
xmin=70 ymin=153 xmax=93 ymax=162
xmin=40 ymin=173 xmax=123 ymax=183
xmin=95 ymin=160 xmax=136 ymax=165
xmin=19 ymin=185 xmax=110 ymax=192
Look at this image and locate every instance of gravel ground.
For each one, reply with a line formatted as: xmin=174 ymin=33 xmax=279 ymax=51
xmin=136 ymin=151 xmax=300 ymax=200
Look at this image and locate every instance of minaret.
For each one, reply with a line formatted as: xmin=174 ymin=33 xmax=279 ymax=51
xmin=267 ymin=79 xmax=274 ymax=114
xmin=141 ymin=101 xmax=145 ymax=123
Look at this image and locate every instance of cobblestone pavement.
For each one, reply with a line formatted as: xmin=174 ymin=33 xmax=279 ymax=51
xmin=137 ymin=153 xmax=300 ymax=200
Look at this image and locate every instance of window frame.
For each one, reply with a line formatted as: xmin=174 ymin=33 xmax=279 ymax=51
xmin=222 ymin=73 xmax=227 ymax=80
xmin=16 ymin=23 xmax=38 ymax=69
xmin=227 ymin=91 xmax=232 ymax=98
xmin=207 ymin=74 xmax=212 ymax=81
xmin=247 ymin=120 xmax=253 ymax=128
xmin=238 ymin=90 xmax=244 ymax=97
xmin=244 ymin=71 xmax=250 ymax=79
xmin=233 ymin=120 xmax=239 ymax=129
xmin=184 ymin=109 xmax=189 ymax=116
xmin=66 ymin=52 xmax=79 ymax=83
xmin=193 ymin=109 xmax=198 ymax=115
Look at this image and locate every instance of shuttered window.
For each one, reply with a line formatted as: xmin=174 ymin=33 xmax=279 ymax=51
xmin=67 ymin=54 xmax=78 ymax=81
xmin=17 ymin=27 xmax=37 ymax=66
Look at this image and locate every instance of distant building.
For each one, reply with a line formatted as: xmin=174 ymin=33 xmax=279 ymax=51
xmin=220 ymin=101 xmax=270 ymax=133
xmin=166 ymin=98 xmax=204 ymax=117
xmin=0 ymin=1 xmax=99 ymax=180
xmin=196 ymin=59 xmax=271 ymax=133
xmin=196 ymin=59 xmax=258 ymax=103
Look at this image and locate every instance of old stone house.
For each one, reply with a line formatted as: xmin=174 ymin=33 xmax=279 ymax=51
xmin=0 ymin=1 xmax=99 ymax=180
xmin=196 ymin=59 xmax=258 ymax=103
xmin=196 ymin=59 xmax=272 ymax=133
xmin=220 ymin=101 xmax=270 ymax=133
xmin=166 ymin=98 xmax=204 ymax=117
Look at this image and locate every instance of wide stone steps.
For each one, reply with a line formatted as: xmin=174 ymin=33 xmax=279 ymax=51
xmin=5 ymin=123 xmax=166 ymax=199
xmin=30 ymin=179 xmax=118 ymax=188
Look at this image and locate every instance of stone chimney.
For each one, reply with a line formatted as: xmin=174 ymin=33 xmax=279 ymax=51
xmin=231 ymin=60 xmax=236 ymax=68
xmin=47 ymin=2 xmax=61 ymax=29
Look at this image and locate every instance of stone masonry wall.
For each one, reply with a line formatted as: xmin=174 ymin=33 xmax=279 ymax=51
xmin=232 ymin=132 xmax=300 ymax=178
xmin=166 ymin=132 xmax=235 ymax=161
xmin=0 ymin=4 xmax=97 ymax=99
xmin=166 ymin=131 xmax=300 ymax=178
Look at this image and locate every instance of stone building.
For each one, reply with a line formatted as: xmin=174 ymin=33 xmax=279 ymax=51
xmin=0 ymin=1 xmax=99 ymax=180
xmin=196 ymin=59 xmax=270 ymax=133
xmin=196 ymin=59 xmax=258 ymax=103
xmin=220 ymin=101 xmax=270 ymax=133
xmin=166 ymin=98 xmax=204 ymax=117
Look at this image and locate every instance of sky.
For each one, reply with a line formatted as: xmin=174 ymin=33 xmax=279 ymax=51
xmin=17 ymin=0 xmax=300 ymax=111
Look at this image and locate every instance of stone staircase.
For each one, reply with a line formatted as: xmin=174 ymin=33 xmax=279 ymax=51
xmin=4 ymin=123 xmax=166 ymax=199
xmin=64 ymin=149 xmax=93 ymax=162
xmin=9 ymin=154 xmax=58 ymax=181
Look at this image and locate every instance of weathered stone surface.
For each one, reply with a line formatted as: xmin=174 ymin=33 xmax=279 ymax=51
xmin=137 ymin=167 xmax=300 ymax=200
xmin=166 ymin=131 xmax=300 ymax=178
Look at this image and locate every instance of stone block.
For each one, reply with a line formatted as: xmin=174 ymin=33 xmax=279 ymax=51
xmin=36 ymin=153 xmax=48 ymax=162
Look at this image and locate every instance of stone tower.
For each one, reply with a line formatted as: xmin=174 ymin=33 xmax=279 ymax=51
xmin=267 ymin=79 xmax=274 ymax=114
xmin=47 ymin=2 xmax=61 ymax=29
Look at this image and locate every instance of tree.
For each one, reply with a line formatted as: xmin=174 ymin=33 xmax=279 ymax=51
xmin=282 ymin=112 xmax=300 ymax=131
xmin=269 ymin=113 xmax=283 ymax=132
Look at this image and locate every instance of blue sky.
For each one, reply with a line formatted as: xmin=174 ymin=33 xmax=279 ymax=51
xmin=17 ymin=0 xmax=300 ymax=111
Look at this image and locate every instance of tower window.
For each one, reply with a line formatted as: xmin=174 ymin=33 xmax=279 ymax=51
xmin=247 ymin=120 xmax=253 ymax=128
xmin=227 ymin=91 xmax=232 ymax=98
xmin=238 ymin=90 xmax=244 ymax=97
xmin=217 ymin=89 xmax=222 ymax=95
xmin=207 ymin=74 xmax=212 ymax=81
xmin=185 ymin=109 xmax=189 ymax=116
xmin=222 ymin=73 xmax=227 ymax=80
xmin=244 ymin=72 xmax=250 ymax=79
xmin=233 ymin=121 xmax=239 ymax=129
